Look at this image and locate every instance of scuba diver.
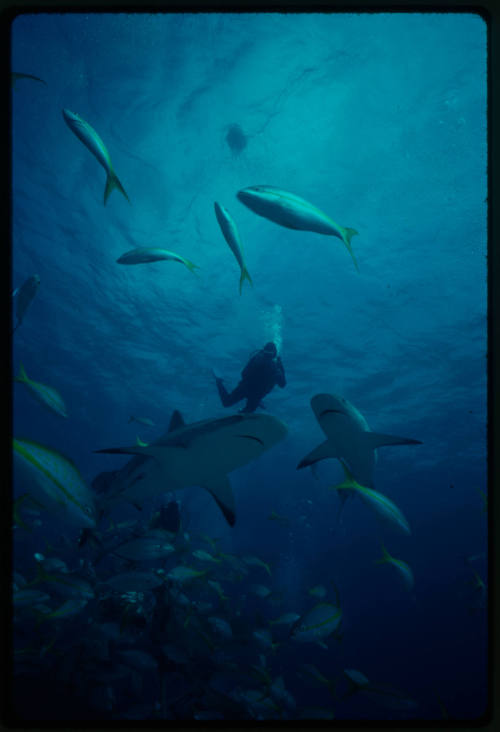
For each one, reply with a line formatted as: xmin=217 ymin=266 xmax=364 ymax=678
xmin=213 ymin=341 xmax=286 ymax=413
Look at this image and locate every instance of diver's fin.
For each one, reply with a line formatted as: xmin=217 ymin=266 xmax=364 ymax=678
xmin=168 ymin=410 xmax=185 ymax=432
xmin=104 ymin=167 xmax=130 ymax=205
xmin=203 ymin=476 xmax=236 ymax=527
xmin=359 ymin=432 xmax=423 ymax=450
xmin=297 ymin=440 xmax=336 ymax=469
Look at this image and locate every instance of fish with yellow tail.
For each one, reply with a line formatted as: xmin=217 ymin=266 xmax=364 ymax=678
xmin=14 ymin=363 xmax=68 ymax=418
xmin=62 ymin=108 xmax=129 ymax=205
xmin=116 ymin=248 xmax=198 ymax=273
xmin=13 ymin=438 xmax=96 ymax=529
xmin=330 ymin=460 xmax=411 ymax=534
xmin=374 ymin=545 xmax=414 ymax=591
xmin=236 ymin=185 xmax=359 ymax=271
xmin=214 ymin=201 xmax=253 ymax=294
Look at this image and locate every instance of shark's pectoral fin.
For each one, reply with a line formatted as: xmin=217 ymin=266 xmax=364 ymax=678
xmin=297 ymin=440 xmax=336 ymax=470
xmin=95 ymin=446 xmax=156 ymax=457
xmin=361 ymin=433 xmax=423 ymax=450
xmin=203 ymin=476 xmax=236 ymax=527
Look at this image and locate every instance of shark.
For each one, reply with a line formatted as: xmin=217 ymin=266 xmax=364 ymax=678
xmin=94 ymin=409 xmax=288 ymax=526
xmin=297 ymin=394 xmax=422 ymax=487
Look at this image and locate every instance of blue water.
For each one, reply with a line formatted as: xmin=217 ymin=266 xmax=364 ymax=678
xmin=10 ymin=12 xmax=488 ymax=722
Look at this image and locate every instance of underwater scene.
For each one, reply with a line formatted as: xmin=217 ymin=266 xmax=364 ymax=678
xmin=10 ymin=12 xmax=488 ymax=723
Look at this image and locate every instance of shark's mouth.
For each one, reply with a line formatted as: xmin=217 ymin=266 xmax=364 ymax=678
xmin=319 ymin=408 xmax=346 ymax=418
xmin=236 ymin=434 xmax=265 ymax=447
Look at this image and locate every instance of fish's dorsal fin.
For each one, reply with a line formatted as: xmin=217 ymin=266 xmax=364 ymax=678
xmin=168 ymin=410 xmax=185 ymax=432
xmin=359 ymin=432 xmax=423 ymax=450
xmin=203 ymin=476 xmax=236 ymax=527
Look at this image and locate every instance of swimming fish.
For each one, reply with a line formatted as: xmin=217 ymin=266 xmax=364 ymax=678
xmin=236 ymin=185 xmax=359 ymax=270
xmin=13 ymin=438 xmax=96 ymax=529
xmin=62 ymin=108 xmax=129 ymax=205
xmin=290 ymin=602 xmax=342 ymax=649
xmin=297 ymin=393 xmax=422 ymax=488
xmin=192 ymin=549 xmax=221 ymax=564
xmin=167 ymin=566 xmax=207 ymax=583
xmin=330 ymin=461 xmax=411 ymax=534
xmin=112 ymin=533 xmax=175 ymax=561
xmin=374 ymin=545 xmax=414 ymax=591
xmin=12 ymin=275 xmax=40 ymax=332
xmin=214 ymin=202 xmax=253 ymax=294
xmin=116 ymin=248 xmax=198 ymax=272
xmin=242 ymin=555 xmax=272 ymax=576
xmin=14 ymin=363 xmax=68 ymax=418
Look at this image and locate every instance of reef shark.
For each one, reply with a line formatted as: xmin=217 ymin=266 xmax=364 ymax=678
xmin=94 ymin=410 xmax=287 ymax=526
xmin=297 ymin=394 xmax=422 ymax=487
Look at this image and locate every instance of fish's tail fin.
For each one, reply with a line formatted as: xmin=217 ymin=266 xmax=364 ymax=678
xmin=14 ymin=362 xmax=28 ymax=383
xmin=239 ymin=266 xmax=253 ymax=295
xmin=374 ymin=544 xmax=392 ymax=565
xmin=341 ymin=227 xmax=359 ymax=272
xmin=104 ymin=168 xmax=130 ymax=205
xmin=184 ymin=259 xmax=200 ymax=275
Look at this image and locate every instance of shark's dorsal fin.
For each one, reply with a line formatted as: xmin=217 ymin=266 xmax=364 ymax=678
xmin=168 ymin=410 xmax=185 ymax=432
xmin=203 ymin=476 xmax=236 ymax=527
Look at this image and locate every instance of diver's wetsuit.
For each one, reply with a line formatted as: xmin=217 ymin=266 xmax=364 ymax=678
xmin=215 ymin=345 xmax=286 ymax=413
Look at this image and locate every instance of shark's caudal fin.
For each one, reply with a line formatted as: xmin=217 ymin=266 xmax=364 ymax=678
xmin=359 ymin=432 xmax=423 ymax=450
xmin=297 ymin=440 xmax=336 ymax=469
xmin=104 ymin=168 xmax=130 ymax=205
xmin=203 ymin=475 xmax=236 ymax=527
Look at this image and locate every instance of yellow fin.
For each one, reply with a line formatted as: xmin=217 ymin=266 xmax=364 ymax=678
xmin=239 ymin=266 xmax=253 ymax=295
xmin=104 ymin=168 xmax=130 ymax=205
xmin=15 ymin=362 xmax=28 ymax=383
xmin=183 ymin=259 xmax=200 ymax=274
xmin=341 ymin=227 xmax=359 ymax=272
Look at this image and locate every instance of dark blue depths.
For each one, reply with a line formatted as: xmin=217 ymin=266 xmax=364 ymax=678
xmin=10 ymin=12 xmax=487 ymax=722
